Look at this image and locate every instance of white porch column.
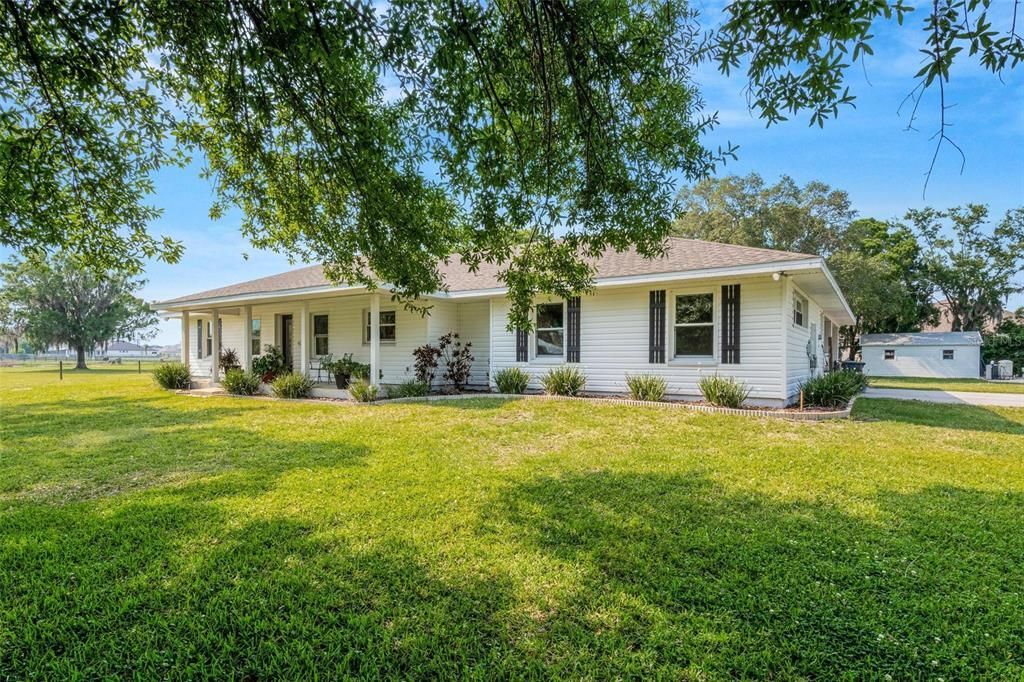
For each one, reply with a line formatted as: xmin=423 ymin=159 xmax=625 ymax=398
xmin=241 ymin=305 xmax=252 ymax=372
xmin=299 ymin=301 xmax=309 ymax=378
xmin=369 ymin=293 xmax=380 ymax=385
xmin=180 ymin=310 xmax=190 ymax=370
xmin=211 ymin=308 xmax=220 ymax=383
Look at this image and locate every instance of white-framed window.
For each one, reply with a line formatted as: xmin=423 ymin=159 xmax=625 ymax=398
xmin=943 ymin=349 xmax=955 ymax=360
xmin=535 ymin=302 xmax=565 ymax=357
xmin=313 ymin=314 xmax=329 ymax=356
xmin=363 ymin=310 xmax=397 ymax=344
xmin=793 ymin=293 xmax=807 ymax=327
xmin=673 ymin=292 xmax=714 ymax=357
xmin=884 ymin=349 xmax=895 ymax=360
xmin=206 ymin=320 xmax=218 ymax=357
xmin=251 ymin=318 xmax=261 ymax=357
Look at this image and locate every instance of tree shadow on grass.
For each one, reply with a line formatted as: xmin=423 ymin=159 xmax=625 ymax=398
xmin=854 ymin=397 xmax=1024 ymax=435
xmin=1 ymin=467 xmax=1021 ymax=678
xmin=486 ymin=471 xmax=1024 ymax=679
xmin=0 ymin=395 xmax=371 ymax=504
xmin=0 ymin=487 xmax=521 ymax=679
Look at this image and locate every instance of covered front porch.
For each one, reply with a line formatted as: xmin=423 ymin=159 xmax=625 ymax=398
xmin=177 ymin=291 xmax=403 ymax=387
xmin=169 ymin=288 xmax=491 ymax=391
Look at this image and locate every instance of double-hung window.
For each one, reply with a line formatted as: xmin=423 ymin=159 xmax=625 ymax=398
xmin=535 ymin=302 xmax=564 ymax=357
xmin=943 ymin=349 xmax=955 ymax=360
xmin=313 ymin=315 xmax=329 ymax=355
xmin=793 ymin=293 xmax=807 ymax=327
xmin=206 ymin=321 xmax=214 ymax=357
xmin=674 ymin=293 xmax=714 ymax=357
xmin=364 ymin=310 xmax=397 ymax=344
xmin=884 ymin=349 xmax=895 ymax=360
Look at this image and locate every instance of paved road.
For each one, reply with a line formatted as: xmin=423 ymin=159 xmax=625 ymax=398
xmin=863 ymin=387 xmax=1024 ymax=408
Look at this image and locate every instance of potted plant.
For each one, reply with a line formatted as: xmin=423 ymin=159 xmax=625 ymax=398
xmin=251 ymin=344 xmax=285 ymax=383
xmin=325 ymin=353 xmax=370 ymax=389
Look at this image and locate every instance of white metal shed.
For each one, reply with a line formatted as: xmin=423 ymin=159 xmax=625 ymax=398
xmin=860 ymin=332 xmax=983 ymax=378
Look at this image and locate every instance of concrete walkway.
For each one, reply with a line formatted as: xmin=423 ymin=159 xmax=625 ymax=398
xmin=863 ymin=387 xmax=1024 ymax=408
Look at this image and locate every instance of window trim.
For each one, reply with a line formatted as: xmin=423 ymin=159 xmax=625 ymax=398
xmin=251 ymin=318 xmax=262 ymax=357
xmin=312 ymin=313 xmax=329 ymax=356
xmin=362 ymin=308 xmax=397 ymax=345
xmin=670 ymin=289 xmax=717 ymax=363
xmin=533 ymin=301 xmax=566 ymax=361
xmin=792 ymin=292 xmax=808 ymax=328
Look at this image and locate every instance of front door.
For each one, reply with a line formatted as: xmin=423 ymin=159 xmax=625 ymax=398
xmin=281 ymin=314 xmax=294 ymax=371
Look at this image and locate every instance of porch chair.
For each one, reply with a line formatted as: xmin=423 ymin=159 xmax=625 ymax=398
xmin=309 ymin=353 xmax=333 ymax=383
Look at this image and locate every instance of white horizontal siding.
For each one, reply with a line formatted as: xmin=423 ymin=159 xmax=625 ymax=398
xmin=863 ymin=345 xmax=981 ymax=378
xmin=489 ymin=276 xmax=787 ymax=405
xmin=785 ymin=282 xmax=827 ymax=402
xmin=458 ymin=300 xmax=490 ymax=387
xmin=248 ymin=295 xmax=428 ymax=384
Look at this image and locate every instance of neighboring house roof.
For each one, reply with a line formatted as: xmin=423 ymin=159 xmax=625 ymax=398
xmin=157 ymin=238 xmax=816 ymax=305
xmin=105 ymin=341 xmax=146 ymax=352
xmin=860 ymin=332 xmax=984 ymax=347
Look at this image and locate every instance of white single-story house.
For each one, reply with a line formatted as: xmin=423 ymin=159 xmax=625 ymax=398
xmin=860 ymin=331 xmax=983 ymax=378
xmin=154 ymin=238 xmax=855 ymax=407
xmin=101 ymin=341 xmax=160 ymax=357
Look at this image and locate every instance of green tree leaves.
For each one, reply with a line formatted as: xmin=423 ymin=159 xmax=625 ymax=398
xmin=0 ymin=0 xmax=185 ymax=273
xmin=0 ymin=254 xmax=157 ymax=369
xmin=907 ymin=205 xmax=1024 ymax=331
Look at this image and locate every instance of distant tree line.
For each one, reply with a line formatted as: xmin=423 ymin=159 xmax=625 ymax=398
xmin=672 ymin=173 xmax=1024 ymax=359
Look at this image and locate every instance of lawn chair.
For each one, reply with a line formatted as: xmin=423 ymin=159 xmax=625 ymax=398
xmin=309 ymin=354 xmax=333 ymax=383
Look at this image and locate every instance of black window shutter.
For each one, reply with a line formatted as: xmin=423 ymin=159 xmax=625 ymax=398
xmin=721 ymin=284 xmax=741 ymax=364
xmin=515 ymin=328 xmax=528 ymax=362
xmin=566 ymin=297 xmax=581 ymax=363
xmin=649 ymin=290 xmax=666 ymax=363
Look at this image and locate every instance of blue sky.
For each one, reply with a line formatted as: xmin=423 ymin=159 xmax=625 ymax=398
xmin=5 ymin=5 xmax=1023 ymax=345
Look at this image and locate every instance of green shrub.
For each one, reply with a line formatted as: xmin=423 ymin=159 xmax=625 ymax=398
xmin=270 ymin=372 xmax=313 ymax=399
xmin=800 ymin=369 xmax=868 ymax=408
xmin=152 ymin=361 xmax=191 ymax=390
xmin=349 ymin=378 xmax=379 ymax=402
xmin=625 ymin=374 xmax=667 ymax=402
xmin=389 ymin=380 xmax=429 ymax=398
xmin=698 ymin=374 xmax=751 ymax=408
xmin=222 ymin=368 xmax=261 ymax=396
xmin=494 ymin=367 xmax=530 ymax=394
xmin=541 ymin=366 xmax=586 ymax=396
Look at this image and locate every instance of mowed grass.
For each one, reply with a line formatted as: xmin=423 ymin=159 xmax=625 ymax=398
xmin=1 ymin=367 xmax=1022 ymax=679
xmin=869 ymin=375 xmax=1024 ymax=394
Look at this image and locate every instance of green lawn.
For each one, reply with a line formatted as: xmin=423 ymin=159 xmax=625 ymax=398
xmin=869 ymin=375 xmax=1024 ymax=394
xmin=1 ymin=367 xmax=1023 ymax=679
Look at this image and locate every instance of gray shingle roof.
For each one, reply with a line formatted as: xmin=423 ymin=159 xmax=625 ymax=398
xmin=860 ymin=332 xmax=984 ymax=346
xmin=158 ymin=238 xmax=817 ymax=305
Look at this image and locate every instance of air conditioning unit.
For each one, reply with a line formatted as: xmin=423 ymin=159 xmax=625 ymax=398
xmin=997 ymin=360 xmax=1014 ymax=379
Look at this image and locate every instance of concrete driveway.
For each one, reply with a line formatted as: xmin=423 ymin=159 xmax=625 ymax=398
xmin=863 ymin=387 xmax=1024 ymax=408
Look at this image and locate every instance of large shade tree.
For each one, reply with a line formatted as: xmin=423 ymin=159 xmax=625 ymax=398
xmin=0 ymin=255 xmax=158 ymax=369
xmin=2 ymin=1 xmax=1022 ymax=328
xmin=907 ymin=205 xmax=1024 ymax=332
xmin=672 ymin=173 xmax=855 ymax=256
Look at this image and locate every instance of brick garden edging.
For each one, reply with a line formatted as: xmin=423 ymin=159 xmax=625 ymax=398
xmin=380 ymin=392 xmax=858 ymax=421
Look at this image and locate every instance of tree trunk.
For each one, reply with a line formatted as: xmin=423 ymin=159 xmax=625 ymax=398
xmin=75 ymin=345 xmax=87 ymax=369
